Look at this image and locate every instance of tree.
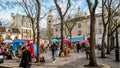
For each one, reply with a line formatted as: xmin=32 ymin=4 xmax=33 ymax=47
xmin=36 ymin=0 xmax=41 ymax=62
xmin=101 ymin=0 xmax=108 ymax=58
xmin=64 ymin=16 xmax=76 ymax=47
xmin=17 ymin=0 xmax=37 ymax=43
xmin=54 ymin=0 xmax=71 ymax=54
xmin=104 ymin=0 xmax=120 ymax=54
xmin=86 ymin=0 xmax=98 ymax=67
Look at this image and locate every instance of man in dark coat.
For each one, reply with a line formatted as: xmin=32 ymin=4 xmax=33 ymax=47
xmin=19 ymin=46 xmax=32 ymax=68
xmin=51 ymin=43 xmax=57 ymax=61
xmin=76 ymin=42 xmax=80 ymax=53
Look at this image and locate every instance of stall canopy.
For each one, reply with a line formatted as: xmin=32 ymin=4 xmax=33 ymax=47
xmin=13 ymin=39 xmax=26 ymax=51
xmin=68 ymin=36 xmax=85 ymax=42
xmin=54 ymin=36 xmax=85 ymax=42
xmin=81 ymin=40 xmax=89 ymax=43
xmin=51 ymin=39 xmax=58 ymax=42
xmin=3 ymin=40 xmax=13 ymax=43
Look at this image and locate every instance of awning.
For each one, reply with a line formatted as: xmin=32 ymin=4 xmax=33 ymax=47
xmin=68 ymin=36 xmax=85 ymax=42
xmin=55 ymin=36 xmax=85 ymax=42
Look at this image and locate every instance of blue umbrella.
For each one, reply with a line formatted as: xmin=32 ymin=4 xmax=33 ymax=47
xmin=51 ymin=39 xmax=58 ymax=42
xmin=13 ymin=39 xmax=26 ymax=51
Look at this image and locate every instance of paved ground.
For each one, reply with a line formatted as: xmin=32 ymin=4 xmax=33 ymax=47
xmin=0 ymin=49 xmax=119 ymax=68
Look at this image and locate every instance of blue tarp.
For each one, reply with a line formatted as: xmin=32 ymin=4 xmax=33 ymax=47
xmin=14 ymin=39 xmax=26 ymax=43
xmin=51 ymin=39 xmax=58 ymax=42
xmin=12 ymin=40 xmax=26 ymax=51
xmin=33 ymin=44 xmax=37 ymax=55
xmin=68 ymin=36 xmax=85 ymax=42
xmin=55 ymin=36 xmax=85 ymax=42
xmin=68 ymin=37 xmax=85 ymax=42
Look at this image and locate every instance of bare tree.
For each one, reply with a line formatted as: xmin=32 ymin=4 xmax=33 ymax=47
xmin=36 ymin=0 xmax=41 ymax=62
xmin=17 ymin=0 xmax=38 ymax=43
xmin=86 ymin=0 xmax=98 ymax=67
xmin=104 ymin=0 xmax=120 ymax=54
xmin=0 ymin=18 xmax=10 ymax=27
xmin=54 ymin=0 xmax=71 ymax=55
xmin=64 ymin=16 xmax=76 ymax=46
xmin=101 ymin=0 xmax=107 ymax=58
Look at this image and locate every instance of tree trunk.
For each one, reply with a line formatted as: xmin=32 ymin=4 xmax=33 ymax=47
xmin=106 ymin=18 xmax=111 ymax=54
xmin=115 ymin=28 xmax=119 ymax=62
xmin=60 ymin=19 xmax=64 ymax=52
xmin=32 ymin=23 xmax=35 ymax=42
xmin=89 ymin=13 xmax=98 ymax=67
xmin=36 ymin=0 xmax=40 ymax=62
xmin=101 ymin=25 xmax=106 ymax=58
xmin=110 ymin=36 xmax=114 ymax=50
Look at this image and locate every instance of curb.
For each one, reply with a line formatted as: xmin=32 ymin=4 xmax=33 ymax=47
xmin=78 ymin=64 xmax=111 ymax=68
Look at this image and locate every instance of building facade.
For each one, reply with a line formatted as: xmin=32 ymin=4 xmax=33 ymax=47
xmin=10 ymin=13 xmax=33 ymax=40
xmin=0 ymin=24 xmax=20 ymax=40
xmin=46 ymin=10 xmax=55 ymax=40
xmin=52 ymin=7 xmax=120 ymax=45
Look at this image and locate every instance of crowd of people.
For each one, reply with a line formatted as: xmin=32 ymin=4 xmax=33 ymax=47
xmin=0 ymin=43 xmax=13 ymax=60
xmin=0 ymin=40 xmax=95 ymax=68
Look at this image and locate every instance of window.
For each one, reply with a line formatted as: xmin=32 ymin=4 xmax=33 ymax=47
xmin=49 ymin=20 xmax=51 ymax=23
xmin=78 ymin=30 xmax=81 ymax=36
xmin=78 ymin=23 xmax=81 ymax=28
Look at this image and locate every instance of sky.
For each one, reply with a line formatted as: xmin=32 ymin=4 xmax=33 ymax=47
xmin=0 ymin=0 xmax=101 ymax=28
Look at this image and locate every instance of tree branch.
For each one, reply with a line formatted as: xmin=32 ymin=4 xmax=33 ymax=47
xmin=86 ymin=0 xmax=92 ymax=14
xmin=54 ymin=0 xmax=63 ymax=19
xmin=111 ymin=23 xmax=120 ymax=34
xmin=93 ymin=0 xmax=98 ymax=13
xmin=112 ymin=3 xmax=120 ymax=15
xmin=63 ymin=0 xmax=71 ymax=17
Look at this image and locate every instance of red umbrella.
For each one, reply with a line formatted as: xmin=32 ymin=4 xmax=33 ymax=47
xmin=23 ymin=39 xmax=33 ymax=43
xmin=81 ymin=40 xmax=89 ymax=43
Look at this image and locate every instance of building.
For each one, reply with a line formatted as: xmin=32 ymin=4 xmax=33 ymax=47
xmin=40 ymin=28 xmax=47 ymax=39
xmin=53 ymin=7 xmax=88 ymax=39
xmin=51 ymin=7 xmax=120 ymax=45
xmin=10 ymin=13 xmax=33 ymax=40
xmin=46 ymin=10 xmax=55 ymax=40
xmin=0 ymin=24 xmax=20 ymax=40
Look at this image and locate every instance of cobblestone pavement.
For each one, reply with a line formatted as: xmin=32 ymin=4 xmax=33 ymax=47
xmin=0 ymin=50 xmax=119 ymax=68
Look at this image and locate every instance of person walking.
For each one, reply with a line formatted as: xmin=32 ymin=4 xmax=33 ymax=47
xmin=19 ymin=46 xmax=32 ymax=68
xmin=51 ymin=43 xmax=57 ymax=62
xmin=76 ymin=42 xmax=80 ymax=53
xmin=85 ymin=42 xmax=90 ymax=59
